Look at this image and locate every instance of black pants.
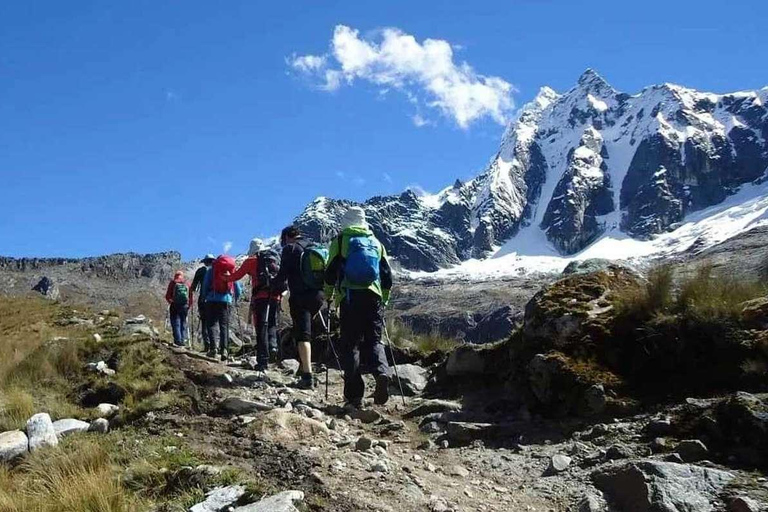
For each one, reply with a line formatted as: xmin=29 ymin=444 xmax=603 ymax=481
xmin=289 ymin=291 xmax=324 ymax=344
xmin=339 ymin=289 xmax=390 ymax=403
xmin=205 ymin=302 xmax=230 ymax=354
xmin=252 ymin=298 xmax=279 ymax=366
xmin=198 ymin=299 xmax=210 ymax=348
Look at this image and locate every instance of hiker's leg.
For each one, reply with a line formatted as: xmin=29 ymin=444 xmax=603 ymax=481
xmin=267 ymin=298 xmax=279 ymax=355
xmin=290 ymin=296 xmax=312 ymax=374
xmin=170 ymin=306 xmax=182 ymax=344
xmin=364 ymin=293 xmax=390 ymax=378
xmin=340 ymin=298 xmax=364 ymax=404
xmin=198 ymin=299 xmax=209 ymax=350
xmin=205 ymin=303 xmax=217 ymax=354
xmin=179 ymin=306 xmax=189 ymax=345
xmin=219 ymin=303 xmax=230 ymax=355
xmin=254 ymin=299 xmax=269 ymax=366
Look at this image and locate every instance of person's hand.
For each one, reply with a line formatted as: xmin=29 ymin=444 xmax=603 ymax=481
xmin=382 ymin=289 xmax=391 ymax=307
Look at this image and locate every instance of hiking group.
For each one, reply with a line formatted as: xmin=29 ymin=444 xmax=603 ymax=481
xmin=164 ymin=207 xmax=395 ymax=406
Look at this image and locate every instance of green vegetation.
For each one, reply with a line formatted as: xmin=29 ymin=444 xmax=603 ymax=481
xmin=386 ymin=319 xmax=461 ymax=356
xmin=0 ymin=297 xmax=245 ymax=511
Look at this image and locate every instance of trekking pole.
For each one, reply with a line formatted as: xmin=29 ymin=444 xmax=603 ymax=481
xmin=190 ymin=302 xmax=196 ymax=348
xmin=383 ymin=323 xmax=407 ymax=407
xmin=318 ymin=308 xmax=343 ymax=401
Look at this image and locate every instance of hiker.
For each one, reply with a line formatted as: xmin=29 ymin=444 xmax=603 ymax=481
xmin=165 ymin=270 xmax=192 ymax=347
xmin=271 ymin=226 xmax=327 ymax=389
xmin=201 ymin=255 xmax=242 ymax=361
xmin=324 ymin=206 xmax=393 ymax=407
xmin=190 ymin=254 xmax=215 ymax=352
xmin=225 ymin=239 xmax=285 ymax=371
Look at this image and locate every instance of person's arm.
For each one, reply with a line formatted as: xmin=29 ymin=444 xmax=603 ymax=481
xmin=324 ymin=235 xmax=342 ymax=299
xmin=225 ymin=258 xmax=253 ymax=282
xmin=201 ymin=270 xmax=211 ymax=300
xmin=270 ymin=246 xmax=291 ymax=294
xmin=189 ymin=268 xmax=203 ymax=303
xmin=234 ymin=282 xmax=243 ymax=302
xmin=379 ymin=245 xmax=393 ymax=305
xmin=165 ymin=281 xmax=174 ymax=304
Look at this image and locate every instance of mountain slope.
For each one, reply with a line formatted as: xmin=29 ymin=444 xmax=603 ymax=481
xmin=295 ymin=70 xmax=768 ymax=272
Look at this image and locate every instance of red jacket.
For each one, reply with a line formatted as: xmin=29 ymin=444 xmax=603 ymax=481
xmin=227 ymin=256 xmax=283 ymax=301
xmin=165 ymin=277 xmax=192 ymax=306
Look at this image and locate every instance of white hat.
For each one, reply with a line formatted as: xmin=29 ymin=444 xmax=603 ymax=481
xmin=341 ymin=206 xmax=368 ymax=229
xmin=248 ymin=238 xmax=266 ymax=256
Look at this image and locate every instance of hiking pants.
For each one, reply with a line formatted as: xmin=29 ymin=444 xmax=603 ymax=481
xmin=169 ymin=304 xmax=188 ymax=346
xmin=339 ymin=289 xmax=390 ymax=403
xmin=288 ymin=291 xmax=324 ymax=344
xmin=252 ymin=298 xmax=279 ymax=366
xmin=205 ymin=302 xmax=230 ymax=354
xmin=197 ymin=299 xmax=210 ymax=348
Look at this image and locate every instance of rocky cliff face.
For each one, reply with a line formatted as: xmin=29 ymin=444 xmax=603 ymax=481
xmin=0 ymin=252 xmax=181 ymax=281
xmin=294 ymin=71 xmax=768 ymax=272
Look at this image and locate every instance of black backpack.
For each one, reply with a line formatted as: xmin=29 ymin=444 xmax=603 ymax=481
xmin=256 ymin=250 xmax=281 ymax=291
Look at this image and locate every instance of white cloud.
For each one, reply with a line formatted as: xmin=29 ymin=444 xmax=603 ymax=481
xmin=289 ymin=25 xmax=515 ymax=128
xmin=223 ymin=241 xmax=233 ymax=253
xmin=412 ymin=114 xmax=429 ymax=127
xmin=382 ymin=172 xmax=393 ymax=183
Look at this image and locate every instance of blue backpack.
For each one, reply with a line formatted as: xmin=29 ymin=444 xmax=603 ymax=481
xmin=300 ymin=242 xmax=329 ymax=290
xmin=342 ymin=234 xmax=381 ymax=287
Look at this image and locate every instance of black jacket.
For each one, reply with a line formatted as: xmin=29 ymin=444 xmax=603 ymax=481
xmin=271 ymin=240 xmax=312 ymax=297
xmin=190 ymin=265 xmax=208 ymax=303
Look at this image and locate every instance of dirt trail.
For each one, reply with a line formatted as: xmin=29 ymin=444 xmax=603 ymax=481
xmin=156 ymin=344 xmax=577 ymax=512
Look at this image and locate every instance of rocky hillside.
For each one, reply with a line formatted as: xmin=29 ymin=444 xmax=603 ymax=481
xmin=294 ymin=70 xmax=768 ymax=272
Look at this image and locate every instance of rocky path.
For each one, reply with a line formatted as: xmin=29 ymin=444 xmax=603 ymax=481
xmin=155 ymin=344 xmax=768 ymax=512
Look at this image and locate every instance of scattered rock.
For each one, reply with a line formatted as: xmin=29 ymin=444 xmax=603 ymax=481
xmin=420 ymin=421 xmax=443 ymax=434
xmin=647 ymin=417 xmax=673 ymax=436
xmin=218 ymin=397 xmax=273 ymax=415
xmin=605 ymin=443 xmax=634 ymax=461
xmin=96 ymin=403 xmax=120 ymax=418
xmin=391 ymin=364 xmax=429 ymax=396
xmin=233 ymin=490 xmax=305 ymax=511
xmin=87 ymin=361 xmax=115 ymax=376
xmin=279 ymin=359 xmax=300 ymax=374
xmin=52 ymin=419 xmax=90 ymax=438
xmin=404 ymin=399 xmax=462 ymax=418
xmin=250 ymin=410 xmax=328 ymax=443
xmin=355 ymin=436 xmax=373 ymax=451
xmin=581 ymin=384 xmax=607 ymax=415
xmin=650 ymin=437 xmax=668 ymax=453
xmin=93 ymin=333 xmax=102 ymax=343
xmin=578 ymin=494 xmax=606 ymax=512
xmin=347 ymin=408 xmax=382 ymax=424
xmin=445 ymin=346 xmax=486 ymax=376
xmin=189 ymin=485 xmax=246 ymax=512
xmin=0 ymin=430 xmax=28 ymax=462
xmin=729 ymin=496 xmax=761 ymax=512
xmin=32 ymin=276 xmax=59 ymax=299
xmin=675 ymin=439 xmax=709 ymax=463
xmin=26 ymin=413 xmax=58 ymax=452
xmin=449 ymin=465 xmax=470 ymax=477
xmin=89 ymin=418 xmax=109 ymax=433
xmin=592 ymin=460 xmax=735 ymax=512
xmin=370 ymin=460 xmax=389 ymax=473
xmin=548 ymin=454 xmax=572 ymax=474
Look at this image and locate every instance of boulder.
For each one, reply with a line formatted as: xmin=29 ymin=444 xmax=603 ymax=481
xmin=218 ymin=397 xmax=273 ymax=415
xmin=714 ymin=392 xmax=768 ymax=467
xmin=0 ymin=430 xmax=28 ymax=462
xmin=232 ymin=490 xmax=305 ymax=512
xmin=675 ymin=439 xmax=709 ymax=463
xmin=52 ymin=419 xmax=90 ymax=438
xmin=279 ymin=359 xmax=301 ymax=374
xmin=189 ymin=485 xmax=246 ymax=512
xmin=740 ymin=297 xmax=768 ymax=329
xmin=32 ymin=276 xmax=59 ymax=299
xmin=355 ymin=436 xmax=373 ymax=451
xmin=404 ymin=399 xmax=462 ymax=419
xmin=729 ymin=496 xmax=761 ymax=512
xmin=445 ymin=346 xmax=486 ymax=376
xmin=96 ymin=403 xmax=120 ymax=418
xmin=562 ymin=259 xmax=614 ymax=276
xmin=548 ymin=454 xmax=572 ymax=474
xmin=88 ymin=418 xmax=109 ymax=433
xmin=592 ymin=460 xmax=735 ymax=512
xmin=578 ymin=494 xmax=606 ymax=512
xmin=249 ymin=410 xmax=328 ymax=444
xmin=391 ymin=364 xmax=428 ymax=396
xmin=26 ymin=413 xmax=58 ymax=452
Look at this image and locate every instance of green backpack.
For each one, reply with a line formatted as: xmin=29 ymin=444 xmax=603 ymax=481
xmin=300 ymin=243 xmax=329 ymax=290
xmin=172 ymin=282 xmax=189 ymax=306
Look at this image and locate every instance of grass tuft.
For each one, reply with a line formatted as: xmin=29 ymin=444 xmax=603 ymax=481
xmin=386 ymin=319 xmax=461 ymax=356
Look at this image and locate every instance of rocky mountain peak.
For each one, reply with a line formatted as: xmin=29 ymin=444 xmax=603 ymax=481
xmin=293 ymin=71 xmax=768 ymax=272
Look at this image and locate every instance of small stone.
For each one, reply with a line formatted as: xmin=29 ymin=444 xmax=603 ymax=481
xmin=326 ymin=418 xmax=338 ymax=430
xmin=647 ymin=417 xmax=672 ymax=436
xmin=93 ymin=333 xmax=102 ymax=343
xmin=0 ymin=430 xmax=28 ymax=462
xmin=26 ymin=413 xmax=58 ymax=452
xmin=605 ymin=444 xmax=633 ymax=461
xmin=373 ymin=446 xmax=388 ymax=458
xmin=420 ymin=421 xmax=442 ymax=434
xmin=370 ymin=460 xmax=389 ymax=473
xmin=52 ymin=419 xmax=90 ymax=438
xmin=548 ymin=454 xmax=572 ymax=474
xmin=96 ymin=403 xmax=120 ymax=418
xmin=650 ymin=437 xmax=668 ymax=453
xmin=449 ymin=465 xmax=470 ymax=477
xmin=729 ymin=496 xmax=761 ymax=512
xmin=355 ymin=436 xmax=374 ymax=451
xmin=675 ymin=439 xmax=709 ymax=463
xmin=189 ymin=485 xmax=246 ymax=512
xmin=89 ymin=418 xmax=109 ymax=433
xmin=578 ymin=494 xmax=605 ymax=512
xmin=232 ymin=490 xmax=304 ymax=511
xmin=440 ymin=440 xmax=449 ymax=449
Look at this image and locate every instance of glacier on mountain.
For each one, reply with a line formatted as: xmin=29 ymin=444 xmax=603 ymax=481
xmin=294 ymin=70 xmax=768 ymax=274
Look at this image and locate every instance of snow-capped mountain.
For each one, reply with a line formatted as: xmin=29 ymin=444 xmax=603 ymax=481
xmin=294 ymin=70 xmax=768 ymax=272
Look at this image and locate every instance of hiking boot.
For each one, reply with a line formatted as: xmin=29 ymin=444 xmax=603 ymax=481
xmin=295 ymin=372 xmax=314 ymax=390
xmin=269 ymin=349 xmax=279 ymax=363
xmin=255 ymin=363 xmax=268 ymax=373
xmin=373 ymin=374 xmax=390 ymax=405
xmin=207 ymin=349 xmax=217 ymax=359
xmin=344 ymin=400 xmax=363 ymax=411
xmin=220 ymin=350 xmax=228 ymax=362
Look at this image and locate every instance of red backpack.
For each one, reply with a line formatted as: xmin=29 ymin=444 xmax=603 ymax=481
xmin=212 ymin=255 xmax=236 ymax=294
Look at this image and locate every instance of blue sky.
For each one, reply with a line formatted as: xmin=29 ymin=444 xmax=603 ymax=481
xmin=1 ymin=0 xmax=766 ymax=259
